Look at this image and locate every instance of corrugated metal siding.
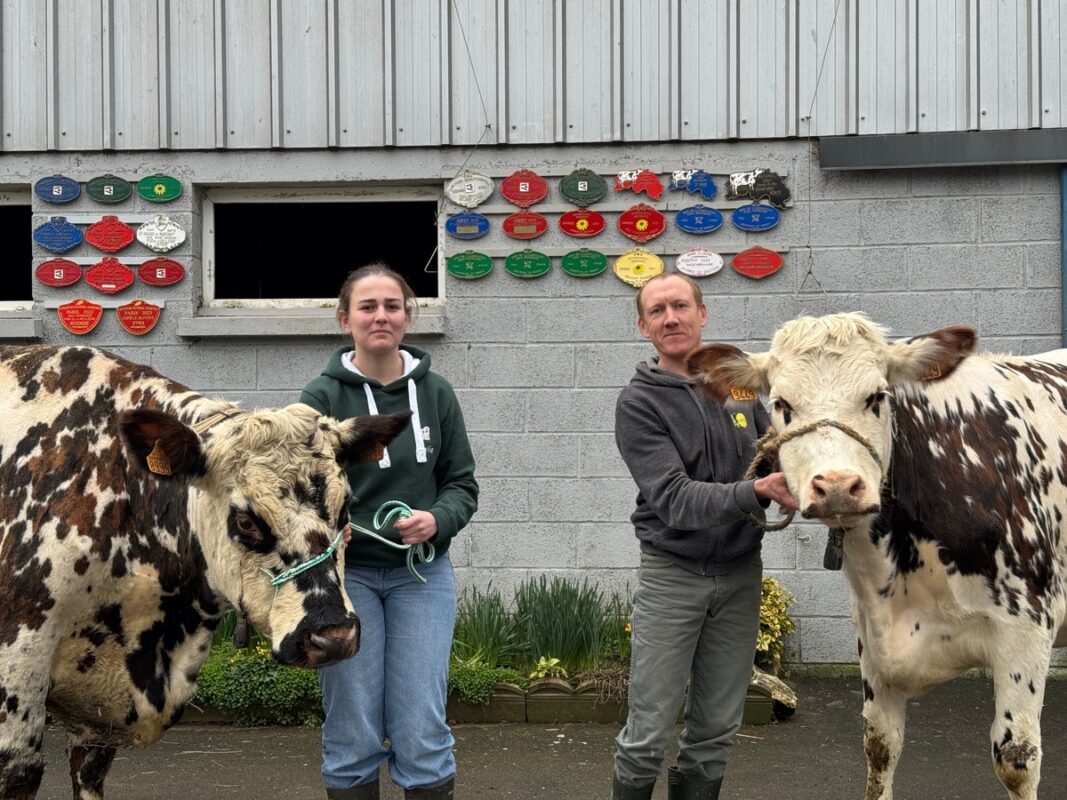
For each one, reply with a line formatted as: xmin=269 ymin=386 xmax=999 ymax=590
xmin=3 ymin=0 xmax=1065 ymax=152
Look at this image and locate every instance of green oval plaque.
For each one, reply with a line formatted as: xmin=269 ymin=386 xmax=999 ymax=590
xmin=561 ymin=248 xmax=607 ymax=278
xmin=86 ymin=174 xmax=133 ymax=204
xmin=560 ymin=168 xmax=607 ymax=207
xmin=447 ymin=251 xmax=493 ymax=280
xmin=505 ymin=249 xmax=551 ymax=279
xmin=137 ymin=173 xmax=182 ymax=203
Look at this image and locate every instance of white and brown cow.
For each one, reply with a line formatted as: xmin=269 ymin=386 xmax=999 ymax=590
xmin=690 ymin=313 xmax=1067 ymax=800
xmin=0 ymin=345 xmax=408 ymax=799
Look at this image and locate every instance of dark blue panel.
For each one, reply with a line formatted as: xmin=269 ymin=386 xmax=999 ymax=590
xmin=445 ymin=212 xmax=490 ymax=240
xmin=731 ymin=203 xmax=780 ymax=232
xmin=33 ymin=217 xmax=83 ymax=253
xmin=675 ymin=205 xmax=724 ymax=234
xmin=34 ymin=175 xmax=81 ymax=204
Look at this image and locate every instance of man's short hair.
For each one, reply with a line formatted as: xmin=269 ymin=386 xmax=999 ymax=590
xmin=635 ymin=273 xmax=704 ymax=319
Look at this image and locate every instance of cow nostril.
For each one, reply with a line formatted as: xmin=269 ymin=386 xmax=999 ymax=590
xmin=848 ymin=476 xmax=866 ymax=497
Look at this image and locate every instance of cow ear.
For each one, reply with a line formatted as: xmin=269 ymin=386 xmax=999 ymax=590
xmin=336 ymin=411 xmax=412 ymax=465
xmin=119 ymin=409 xmax=205 ymax=479
xmin=688 ymin=344 xmax=770 ymax=404
xmin=886 ymin=326 xmax=977 ymax=386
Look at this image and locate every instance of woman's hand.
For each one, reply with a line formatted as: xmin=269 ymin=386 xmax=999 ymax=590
xmin=392 ymin=509 xmax=438 ymax=545
xmin=753 ymin=472 xmax=800 ymax=511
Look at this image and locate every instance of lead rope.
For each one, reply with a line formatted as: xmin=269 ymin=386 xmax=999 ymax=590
xmin=347 ymin=500 xmax=436 ymax=584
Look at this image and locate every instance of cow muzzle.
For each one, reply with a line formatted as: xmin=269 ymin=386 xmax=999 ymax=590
xmin=802 ymin=470 xmax=880 ymax=520
xmin=277 ymin=615 xmax=360 ymax=668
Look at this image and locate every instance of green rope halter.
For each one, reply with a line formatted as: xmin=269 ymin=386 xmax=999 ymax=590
xmin=262 ymin=527 xmax=345 ymax=590
xmin=348 ymin=500 xmax=436 ymax=584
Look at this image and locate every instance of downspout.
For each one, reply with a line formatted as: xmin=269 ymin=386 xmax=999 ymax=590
xmin=1063 ymin=166 xmax=1067 ymax=347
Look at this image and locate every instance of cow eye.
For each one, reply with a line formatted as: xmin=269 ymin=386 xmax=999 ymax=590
xmin=772 ymin=399 xmax=793 ymax=426
xmin=865 ymin=391 xmax=887 ymax=409
xmin=235 ymin=512 xmax=262 ymax=540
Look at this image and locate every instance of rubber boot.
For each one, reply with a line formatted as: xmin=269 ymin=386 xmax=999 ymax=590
xmin=326 ymin=779 xmax=380 ymax=800
xmin=611 ymin=773 xmax=655 ymax=800
xmin=666 ymin=765 xmax=722 ymax=800
xmin=404 ymin=776 xmax=455 ymax=799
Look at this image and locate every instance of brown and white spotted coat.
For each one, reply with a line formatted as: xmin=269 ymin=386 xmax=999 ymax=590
xmin=690 ymin=313 xmax=1067 ymax=800
xmin=0 ymin=345 xmax=408 ymax=800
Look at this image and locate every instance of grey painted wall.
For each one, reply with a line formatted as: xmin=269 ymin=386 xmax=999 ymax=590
xmin=10 ymin=139 xmax=1065 ymax=662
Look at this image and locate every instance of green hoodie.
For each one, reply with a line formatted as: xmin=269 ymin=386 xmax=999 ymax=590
xmin=300 ymin=344 xmax=478 ymax=568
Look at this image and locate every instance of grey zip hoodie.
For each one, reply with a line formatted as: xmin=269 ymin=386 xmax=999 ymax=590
xmin=615 ymin=357 xmax=771 ymax=575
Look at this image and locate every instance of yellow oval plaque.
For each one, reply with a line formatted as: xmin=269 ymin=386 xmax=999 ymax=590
xmin=613 ymin=248 xmax=664 ymax=288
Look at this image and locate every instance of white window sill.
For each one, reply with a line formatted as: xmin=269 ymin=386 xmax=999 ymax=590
xmin=0 ymin=314 xmax=42 ymax=339
xmin=177 ymin=307 xmax=445 ymax=338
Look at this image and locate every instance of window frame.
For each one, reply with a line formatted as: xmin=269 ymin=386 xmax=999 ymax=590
xmin=201 ymin=185 xmax=446 ymax=310
xmin=2 ymin=189 xmax=33 ymax=312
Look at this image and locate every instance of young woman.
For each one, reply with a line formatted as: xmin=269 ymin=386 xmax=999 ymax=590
xmin=302 ymin=263 xmax=478 ymax=800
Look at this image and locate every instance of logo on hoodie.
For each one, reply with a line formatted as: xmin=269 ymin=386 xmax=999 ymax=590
xmin=421 ymin=426 xmax=432 ymax=441
xmin=732 ymin=413 xmax=748 ymax=429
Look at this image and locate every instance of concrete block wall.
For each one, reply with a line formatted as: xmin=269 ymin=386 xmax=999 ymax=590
xmin=5 ymin=141 xmax=1063 ymax=663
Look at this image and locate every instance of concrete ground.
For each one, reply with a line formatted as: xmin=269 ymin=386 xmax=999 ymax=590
xmin=36 ymin=675 xmax=1067 ymax=799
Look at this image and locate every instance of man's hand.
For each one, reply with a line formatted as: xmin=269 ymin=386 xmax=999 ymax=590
xmin=392 ymin=509 xmax=438 ymax=545
xmin=753 ymin=471 xmax=800 ymax=511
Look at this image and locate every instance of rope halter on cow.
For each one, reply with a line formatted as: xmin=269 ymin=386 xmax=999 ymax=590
xmin=347 ymin=500 xmax=436 ymax=584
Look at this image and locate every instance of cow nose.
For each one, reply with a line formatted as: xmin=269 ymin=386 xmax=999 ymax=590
xmin=807 ymin=471 xmax=872 ymax=517
xmin=303 ymin=619 xmax=360 ymax=668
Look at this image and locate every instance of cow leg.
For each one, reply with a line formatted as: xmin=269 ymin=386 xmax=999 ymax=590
xmin=0 ymin=668 xmax=49 ymax=800
xmin=990 ymin=642 xmax=1048 ymax=800
xmin=860 ymin=664 xmax=906 ymax=800
xmin=68 ymin=729 xmax=117 ymax=800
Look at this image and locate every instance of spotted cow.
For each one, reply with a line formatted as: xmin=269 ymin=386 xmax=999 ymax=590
xmin=689 ymin=313 xmax=1067 ymax=800
xmin=0 ymin=345 xmax=408 ymax=799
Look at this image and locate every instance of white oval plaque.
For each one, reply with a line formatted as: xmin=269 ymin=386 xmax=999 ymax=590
xmin=136 ymin=215 xmax=187 ymax=253
xmin=676 ymin=247 xmax=724 ymax=277
xmin=445 ymin=171 xmax=494 ymax=209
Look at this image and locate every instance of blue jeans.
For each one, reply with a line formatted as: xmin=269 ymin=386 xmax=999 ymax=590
xmin=319 ymin=555 xmax=457 ymax=791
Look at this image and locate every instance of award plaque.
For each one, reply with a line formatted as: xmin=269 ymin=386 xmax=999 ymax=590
xmin=136 ymin=215 xmax=186 ymax=253
xmin=86 ymin=174 xmax=133 ymax=204
xmin=36 ymin=259 xmax=82 ymax=287
xmin=676 ymin=247 xmax=724 ymax=277
xmin=502 ymin=211 xmax=548 ymax=240
xmin=57 ymin=299 xmax=103 ymax=335
xmin=613 ymin=248 xmax=664 ymax=288
xmin=618 ymin=204 xmax=666 ymax=243
xmin=34 ymin=175 xmax=80 ymax=204
xmin=749 ymin=170 xmax=791 ymax=208
xmin=732 ymin=247 xmax=784 ymax=280
xmin=85 ymin=216 xmax=135 ymax=253
xmin=137 ymin=174 xmax=182 ymax=203
xmin=445 ymin=212 xmax=490 ymax=240
xmin=444 ymin=171 xmax=494 ymax=208
xmin=33 ymin=217 xmax=83 ymax=253
xmin=86 ymin=258 xmax=135 ymax=294
xmin=446 ymin=251 xmax=493 ymax=280
xmin=138 ymin=257 xmax=185 ymax=286
xmin=504 ymin=249 xmax=551 ymax=279
xmin=731 ymin=203 xmax=780 ymax=232
xmin=559 ymin=169 xmax=607 ymax=207
xmin=669 ymin=170 xmax=718 ymax=200
xmin=559 ymin=209 xmax=605 ymax=238
xmin=614 ymin=169 xmax=664 ymax=200
xmin=500 ymin=169 xmax=548 ymax=208
xmin=116 ymin=299 xmax=162 ymax=335
xmin=560 ymin=249 xmax=608 ymax=278
xmin=676 ymin=205 xmax=724 ymax=235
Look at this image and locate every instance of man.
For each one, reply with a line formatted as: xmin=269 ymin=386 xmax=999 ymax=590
xmin=612 ymin=273 xmax=797 ymax=800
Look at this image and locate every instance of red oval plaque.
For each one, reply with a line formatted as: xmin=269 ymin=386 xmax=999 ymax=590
xmin=36 ymin=258 xmax=82 ymax=287
xmin=57 ymin=299 xmax=103 ymax=335
xmin=138 ymin=257 xmax=185 ymax=287
xmin=86 ymin=257 xmax=135 ymax=294
xmin=500 ymin=169 xmax=548 ymax=208
xmin=85 ymin=215 xmax=135 ymax=253
xmin=502 ymin=211 xmax=548 ymax=240
xmin=732 ymin=246 xmax=784 ymax=280
xmin=559 ymin=209 xmax=605 ymax=238
xmin=618 ymin=204 xmax=667 ymax=243
xmin=116 ymin=299 xmax=162 ymax=335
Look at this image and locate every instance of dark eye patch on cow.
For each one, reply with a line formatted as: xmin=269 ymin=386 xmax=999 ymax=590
xmin=293 ymin=474 xmax=330 ymax=524
xmin=772 ymin=398 xmax=793 ymax=426
xmin=865 ymin=391 xmax=888 ymax=418
xmin=226 ymin=507 xmax=277 ymax=554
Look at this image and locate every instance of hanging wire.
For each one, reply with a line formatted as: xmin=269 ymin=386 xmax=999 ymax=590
xmin=797 ymin=0 xmax=846 ymax=298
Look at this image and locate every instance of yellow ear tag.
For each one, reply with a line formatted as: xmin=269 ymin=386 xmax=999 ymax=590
xmin=146 ymin=439 xmax=173 ymax=476
xmin=919 ymin=364 xmax=943 ymax=381
xmin=730 ymin=387 xmax=757 ymax=401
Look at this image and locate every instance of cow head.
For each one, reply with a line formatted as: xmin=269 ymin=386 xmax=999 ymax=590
xmin=689 ymin=313 xmax=976 ymax=525
xmin=118 ymin=403 xmax=409 ymax=668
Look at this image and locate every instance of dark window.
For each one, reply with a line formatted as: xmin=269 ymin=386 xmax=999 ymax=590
xmin=0 ymin=205 xmax=32 ymax=301
xmin=212 ymin=201 xmax=439 ymax=300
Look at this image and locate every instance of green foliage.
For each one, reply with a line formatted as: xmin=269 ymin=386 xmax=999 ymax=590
xmin=452 ymin=585 xmax=523 ymax=667
xmin=528 ymin=656 xmax=567 ymax=680
xmin=193 ymin=641 xmax=323 ymax=726
xmin=447 ymin=656 xmax=526 ymax=705
xmin=513 ymin=575 xmax=614 ymax=674
xmin=601 ymin=592 xmax=633 ymax=668
xmin=756 ymin=576 xmax=797 ymax=672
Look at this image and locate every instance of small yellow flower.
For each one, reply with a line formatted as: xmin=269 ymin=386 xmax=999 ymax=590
xmin=635 ymin=219 xmax=649 ymax=231
xmin=576 ymin=218 xmax=589 ymax=231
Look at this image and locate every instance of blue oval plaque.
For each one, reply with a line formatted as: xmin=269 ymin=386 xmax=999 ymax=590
xmin=676 ymin=205 xmax=724 ymax=235
xmin=33 ymin=217 xmax=83 ymax=253
xmin=34 ymin=175 xmax=81 ymax=204
xmin=731 ymin=203 xmax=780 ymax=232
xmin=445 ymin=212 xmax=490 ymax=240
